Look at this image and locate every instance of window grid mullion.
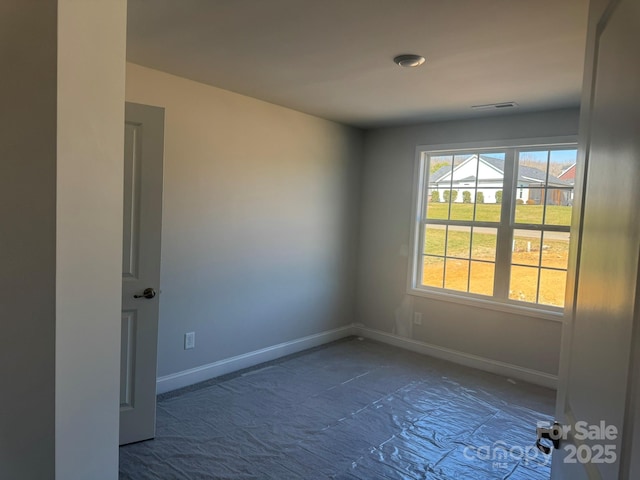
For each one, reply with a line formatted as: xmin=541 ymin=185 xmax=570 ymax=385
xmin=541 ymin=150 xmax=551 ymax=227
xmin=418 ymin=220 xmax=427 ymax=287
xmin=418 ymin=159 xmax=428 ymax=287
xmin=472 ymin=152 xmax=480 ymax=222
xmin=508 ymin=224 xmax=570 ymax=232
xmin=493 ymin=148 xmax=516 ymax=300
xmin=417 ymin=156 xmax=431 ymax=288
xmin=467 ymin=226 xmax=474 ymax=293
xmin=534 ymin=230 xmax=546 ymax=304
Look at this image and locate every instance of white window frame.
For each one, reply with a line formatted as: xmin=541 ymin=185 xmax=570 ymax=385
xmin=407 ymin=136 xmax=578 ymax=321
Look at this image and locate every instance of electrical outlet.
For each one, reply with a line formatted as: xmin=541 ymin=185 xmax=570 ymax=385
xmin=184 ymin=332 xmax=195 ymax=350
xmin=413 ymin=312 xmax=423 ymax=325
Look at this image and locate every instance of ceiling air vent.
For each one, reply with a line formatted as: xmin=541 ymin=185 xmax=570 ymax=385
xmin=471 ymin=102 xmax=519 ymax=111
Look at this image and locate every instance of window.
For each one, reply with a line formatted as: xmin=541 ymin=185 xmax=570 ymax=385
xmin=409 ymin=139 xmax=577 ymax=313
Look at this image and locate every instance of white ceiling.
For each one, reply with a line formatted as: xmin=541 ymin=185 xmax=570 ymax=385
xmin=127 ymin=0 xmax=589 ymax=129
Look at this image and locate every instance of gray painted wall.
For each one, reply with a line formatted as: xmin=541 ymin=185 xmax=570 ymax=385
xmin=55 ymin=1 xmax=126 ymax=478
xmin=127 ymin=61 xmax=577 ymax=380
xmin=356 ymin=108 xmax=580 ymax=376
xmin=126 ymin=64 xmax=363 ymax=377
xmin=0 ymin=1 xmax=57 ymax=478
xmin=1 ymin=1 xmax=126 ymax=479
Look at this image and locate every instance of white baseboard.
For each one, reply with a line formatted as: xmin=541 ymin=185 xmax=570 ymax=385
xmin=156 ymin=325 xmax=356 ymax=394
xmin=353 ymin=325 xmax=558 ymax=389
xmin=157 ymin=323 xmax=557 ymax=394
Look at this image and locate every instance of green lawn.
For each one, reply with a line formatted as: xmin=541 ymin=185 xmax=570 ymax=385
xmin=422 ymin=224 xmax=570 ymax=306
xmin=424 ymin=222 xmax=570 ymax=269
xmin=424 ymin=227 xmax=496 ymax=259
xmin=422 ymin=202 xmax=572 ymax=306
xmin=425 ymin=202 xmax=572 ymax=226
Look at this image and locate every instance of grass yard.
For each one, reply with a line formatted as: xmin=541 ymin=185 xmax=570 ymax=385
xmin=426 ymin=202 xmax=572 ymax=226
xmin=422 ymin=223 xmax=570 ymax=307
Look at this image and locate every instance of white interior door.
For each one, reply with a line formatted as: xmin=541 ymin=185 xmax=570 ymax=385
xmin=553 ymin=0 xmax=640 ymax=477
xmin=120 ymin=102 xmax=165 ymax=445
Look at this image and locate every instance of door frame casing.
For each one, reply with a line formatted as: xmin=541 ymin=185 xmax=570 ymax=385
xmin=553 ymin=0 xmax=640 ymax=478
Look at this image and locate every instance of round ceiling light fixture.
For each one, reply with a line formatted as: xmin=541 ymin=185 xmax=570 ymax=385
xmin=393 ymin=54 xmax=426 ymax=68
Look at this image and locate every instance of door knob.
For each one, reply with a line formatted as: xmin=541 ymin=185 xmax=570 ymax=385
xmin=134 ymin=287 xmax=157 ymax=299
xmin=536 ymin=422 xmax=561 ymax=454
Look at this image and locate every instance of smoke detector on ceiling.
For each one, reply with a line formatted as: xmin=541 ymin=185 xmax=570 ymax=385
xmin=471 ymin=102 xmax=519 ymax=111
xmin=393 ymin=54 xmax=426 ymax=68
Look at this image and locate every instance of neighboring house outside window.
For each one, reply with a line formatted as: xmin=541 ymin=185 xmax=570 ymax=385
xmin=409 ymin=139 xmax=577 ymax=314
xmin=558 ymin=163 xmax=577 ymax=204
xmin=429 ymin=155 xmax=573 ymax=208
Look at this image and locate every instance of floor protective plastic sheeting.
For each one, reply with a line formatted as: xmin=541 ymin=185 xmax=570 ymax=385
xmin=120 ymin=338 xmax=555 ymax=479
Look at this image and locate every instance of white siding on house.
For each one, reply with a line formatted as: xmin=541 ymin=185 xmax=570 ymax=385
xmin=429 ymin=155 xmax=504 ymax=204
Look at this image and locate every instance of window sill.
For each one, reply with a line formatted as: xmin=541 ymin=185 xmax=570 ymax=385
xmin=407 ymin=287 xmax=565 ymax=323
